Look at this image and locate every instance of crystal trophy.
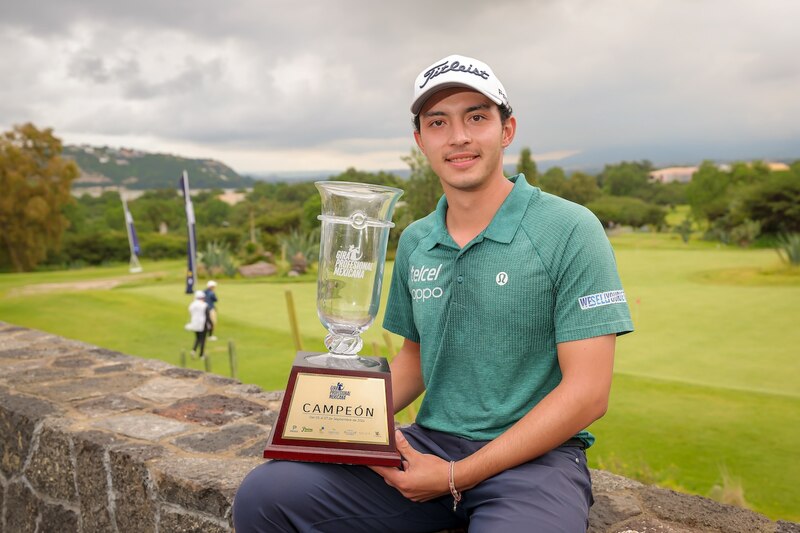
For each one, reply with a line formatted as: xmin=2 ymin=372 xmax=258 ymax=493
xmin=264 ymin=181 xmax=403 ymax=466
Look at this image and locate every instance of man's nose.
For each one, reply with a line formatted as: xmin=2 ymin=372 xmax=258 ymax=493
xmin=448 ymin=121 xmax=471 ymax=145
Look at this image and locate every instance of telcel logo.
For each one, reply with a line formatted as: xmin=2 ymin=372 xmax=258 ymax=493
xmin=410 ymin=263 xmax=443 ymax=282
xmin=409 ymin=263 xmax=444 ymax=302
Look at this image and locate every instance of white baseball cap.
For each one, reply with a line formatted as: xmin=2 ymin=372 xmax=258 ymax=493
xmin=194 ymin=290 xmax=206 ymax=299
xmin=411 ymin=54 xmax=510 ymax=115
xmin=207 ymin=280 xmax=217 ymax=288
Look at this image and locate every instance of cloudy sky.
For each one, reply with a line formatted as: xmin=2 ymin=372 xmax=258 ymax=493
xmin=1 ymin=0 xmax=798 ymax=175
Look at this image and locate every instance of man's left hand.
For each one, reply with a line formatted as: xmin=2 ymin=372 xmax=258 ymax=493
xmin=369 ymin=430 xmax=451 ymax=502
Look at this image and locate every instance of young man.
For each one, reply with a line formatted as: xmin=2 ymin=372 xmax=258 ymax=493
xmin=233 ymin=54 xmax=633 ymax=533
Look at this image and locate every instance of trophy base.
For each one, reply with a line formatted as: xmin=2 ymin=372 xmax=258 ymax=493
xmin=263 ymin=351 xmax=401 ymax=467
xmin=303 ymin=352 xmax=381 ymax=369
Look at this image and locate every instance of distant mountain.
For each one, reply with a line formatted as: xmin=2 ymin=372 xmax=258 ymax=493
xmin=64 ymin=145 xmax=256 ymax=190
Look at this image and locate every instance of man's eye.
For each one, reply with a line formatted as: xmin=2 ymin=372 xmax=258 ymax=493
xmin=430 ymin=120 xmax=444 ymax=127
xmin=470 ymin=115 xmax=485 ymax=122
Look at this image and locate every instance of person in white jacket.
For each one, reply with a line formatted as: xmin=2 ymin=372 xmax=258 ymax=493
xmin=185 ymin=290 xmax=209 ymax=359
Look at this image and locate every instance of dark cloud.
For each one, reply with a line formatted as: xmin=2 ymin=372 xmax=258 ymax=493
xmin=1 ymin=0 xmax=798 ymax=172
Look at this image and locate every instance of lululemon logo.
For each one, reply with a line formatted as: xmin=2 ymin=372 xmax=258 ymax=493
xmin=496 ymin=272 xmax=508 ymax=286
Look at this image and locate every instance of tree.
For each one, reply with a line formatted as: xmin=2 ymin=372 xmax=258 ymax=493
xmin=402 ymin=148 xmax=442 ymax=221
xmin=599 ymin=160 xmax=652 ymax=197
xmin=736 ymin=171 xmax=800 ymax=234
xmin=685 ymin=161 xmax=731 ymax=222
xmin=331 ymin=167 xmax=402 ymax=188
xmin=561 ymin=172 xmax=600 ymax=205
xmin=0 ymin=123 xmax=79 ymax=271
xmin=539 ymin=166 xmax=567 ymax=197
xmin=516 ymin=147 xmax=538 ymax=185
xmin=586 ymin=196 xmax=666 ymax=229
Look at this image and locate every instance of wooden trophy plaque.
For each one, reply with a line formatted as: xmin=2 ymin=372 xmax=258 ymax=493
xmin=263 ymin=351 xmax=402 ymax=467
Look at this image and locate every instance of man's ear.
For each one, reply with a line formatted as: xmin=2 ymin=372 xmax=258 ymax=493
xmin=501 ymin=116 xmax=517 ymax=148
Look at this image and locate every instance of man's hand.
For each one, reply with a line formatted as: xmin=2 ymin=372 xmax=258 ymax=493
xmin=369 ymin=430 xmax=451 ymax=502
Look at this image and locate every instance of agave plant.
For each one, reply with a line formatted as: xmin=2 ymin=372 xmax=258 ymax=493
xmin=198 ymin=240 xmax=238 ymax=277
xmin=776 ymin=233 xmax=800 ymax=266
xmin=279 ymin=229 xmax=319 ymax=274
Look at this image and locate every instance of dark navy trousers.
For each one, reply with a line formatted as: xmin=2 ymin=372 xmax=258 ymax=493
xmin=233 ymin=424 xmax=593 ymax=533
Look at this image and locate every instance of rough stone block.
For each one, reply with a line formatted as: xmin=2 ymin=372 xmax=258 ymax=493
xmin=778 ymin=521 xmax=800 ymax=533
xmin=25 ymin=424 xmax=77 ymax=502
xmin=236 ymin=440 xmax=269 ymax=458
xmin=109 ymin=444 xmax=163 ymax=533
xmin=617 ymin=515 xmax=697 ymax=532
xmin=21 ymin=374 xmax=150 ymax=402
xmin=87 ymin=347 xmax=132 ymax=362
xmin=4 ymin=366 xmax=74 ymax=385
xmin=133 ymin=377 xmax=208 ymax=403
xmin=0 ymin=390 xmax=57 ymax=477
xmin=94 ymin=363 xmax=133 ymax=374
xmin=254 ymin=410 xmax=277 ymax=427
xmin=639 ymin=485 xmax=774 ymax=533
xmin=206 ymin=375 xmax=239 ymax=387
xmin=75 ymin=430 xmax=121 ymax=532
xmin=588 ymin=492 xmax=643 ymax=532
xmin=40 ymin=501 xmax=80 ymax=533
xmin=5 ymin=480 xmax=38 ymax=533
xmin=52 ymin=355 xmax=96 ymax=368
xmin=591 ymin=468 xmax=644 ymax=492
xmin=152 ymin=457 xmax=260 ymax=516
xmin=75 ymin=394 xmax=147 ymax=418
xmin=0 ymin=323 xmax=26 ymax=334
xmin=159 ymin=507 xmax=231 ymax=533
xmin=91 ymin=414 xmax=192 ymax=441
xmin=173 ymin=424 xmax=264 ymax=454
xmin=161 ymin=367 xmax=206 ymax=379
xmin=153 ymin=394 xmax=265 ymax=426
xmin=0 ymin=476 xmax=5 ymax=532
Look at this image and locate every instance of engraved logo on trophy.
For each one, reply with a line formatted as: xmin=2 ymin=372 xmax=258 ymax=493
xmin=264 ymin=181 xmax=404 ymax=466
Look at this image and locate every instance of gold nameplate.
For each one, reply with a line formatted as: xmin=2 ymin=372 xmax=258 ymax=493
xmin=282 ymin=373 xmax=389 ymax=445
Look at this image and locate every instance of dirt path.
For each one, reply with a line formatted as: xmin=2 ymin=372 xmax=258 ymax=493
xmin=6 ymin=272 xmax=166 ymax=297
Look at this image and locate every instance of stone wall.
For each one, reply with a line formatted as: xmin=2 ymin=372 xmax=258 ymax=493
xmin=0 ymin=322 xmax=797 ymax=533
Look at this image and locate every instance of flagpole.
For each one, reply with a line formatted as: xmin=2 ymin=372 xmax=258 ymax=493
xmin=180 ymin=171 xmax=198 ymax=294
xmin=121 ymin=193 xmax=143 ymax=273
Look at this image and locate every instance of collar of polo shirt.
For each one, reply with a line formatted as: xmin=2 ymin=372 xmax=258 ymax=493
xmin=420 ymin=174 xmax=536 ymax=251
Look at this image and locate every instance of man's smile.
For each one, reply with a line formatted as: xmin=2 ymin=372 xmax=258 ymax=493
xmin=445 ymin=152 xmax=480 ymax=166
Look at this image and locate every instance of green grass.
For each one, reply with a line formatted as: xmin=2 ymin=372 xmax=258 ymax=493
xmin=0 ymin=233 xmax=797 ymax=521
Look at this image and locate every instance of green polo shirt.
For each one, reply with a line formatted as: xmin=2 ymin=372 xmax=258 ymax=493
xmin=383 ymin=174 xmax=633 ymax=444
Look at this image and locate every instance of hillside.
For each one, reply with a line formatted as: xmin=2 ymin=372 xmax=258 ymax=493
xmin=64 ymin=145 xmax=255 ymax=190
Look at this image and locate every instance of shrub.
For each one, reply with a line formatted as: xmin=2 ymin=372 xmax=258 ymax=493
xmin=729 ymin=219 xmax=761 ymax=247
xmin=775 ymin=233 xmax=800 ymax=266
xmin=279 ymin=229 xmax=319 ymax=273
xmin=138 ymin=233 xmax=186 ymax=260
xmin=586 ymin=196 xmax=667 ymax=229
xmin=54 ymin=231 xmax=130 ymax=265
xmin=198 ymin=241 xmax=238 ymax=277
xmin=673 ymin=217 xmax=693 ymax=244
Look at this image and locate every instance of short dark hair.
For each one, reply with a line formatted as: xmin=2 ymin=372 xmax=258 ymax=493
xmin=413 ymin=103 xmax=513 ymax=133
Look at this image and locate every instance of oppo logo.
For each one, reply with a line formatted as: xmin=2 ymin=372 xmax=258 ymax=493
xmin=411 ymin=287 xmax=444 ymax=302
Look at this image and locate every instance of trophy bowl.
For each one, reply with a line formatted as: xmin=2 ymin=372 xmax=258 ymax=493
xmin=306 ymin=181 xmax=403 ymax=369
xmin=263 ymin=180 xmax=405 ymax=466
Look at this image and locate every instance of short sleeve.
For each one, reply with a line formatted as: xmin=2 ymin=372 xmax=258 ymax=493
xmin=382 ymin=233 xmax=420 ymax=343
xmin=553 ymin=209 xmax=634 ymax=343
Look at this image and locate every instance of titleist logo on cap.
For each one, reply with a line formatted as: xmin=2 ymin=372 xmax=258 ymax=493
xmin=411 ymin=54 xmax=510 ymax=114
xmin=419 ymin=60 xmax=491 ymax=89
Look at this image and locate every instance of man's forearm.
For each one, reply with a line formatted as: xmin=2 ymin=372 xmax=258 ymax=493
xmin=389 ymin=338 xmax=425 ymax=413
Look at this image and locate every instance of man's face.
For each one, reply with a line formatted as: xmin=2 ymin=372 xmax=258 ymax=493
xmin=414 ymin=88 xmax=515 ymax=193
